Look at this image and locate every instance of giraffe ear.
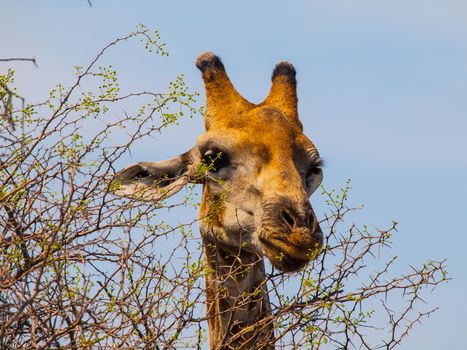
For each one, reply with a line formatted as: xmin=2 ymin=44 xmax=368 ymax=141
xmin=111 ymin=147 xmax=201 ymax=202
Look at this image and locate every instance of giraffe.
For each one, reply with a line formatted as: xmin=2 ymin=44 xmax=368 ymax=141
xmin=112 ymin=52 xmax=324 ymax=349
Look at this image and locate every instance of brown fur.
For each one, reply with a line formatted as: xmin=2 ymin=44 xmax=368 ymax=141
xmin=113 ymin=52 xmax=324 ymax=349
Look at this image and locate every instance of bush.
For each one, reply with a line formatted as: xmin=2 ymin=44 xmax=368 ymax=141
xmin=0 ymin=27 xmax=447 ymax=349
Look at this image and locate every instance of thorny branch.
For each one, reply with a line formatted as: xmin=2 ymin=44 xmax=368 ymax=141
xmin=0 ymin=58 xmax=38 ymax=67
xmin=0 ymin=57 xmax=37 ymax=132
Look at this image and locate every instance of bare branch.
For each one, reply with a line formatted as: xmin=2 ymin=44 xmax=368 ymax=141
xmin=0 ymin=57 xmax=38 ymax=67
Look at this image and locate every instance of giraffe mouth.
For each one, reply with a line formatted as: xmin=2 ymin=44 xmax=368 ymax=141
xmin=258 ymin=237 xmax=311 ymax=272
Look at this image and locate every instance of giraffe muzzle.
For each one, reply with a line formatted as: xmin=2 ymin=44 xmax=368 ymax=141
xmin=259 ymin=202 xmax=323 ymax=272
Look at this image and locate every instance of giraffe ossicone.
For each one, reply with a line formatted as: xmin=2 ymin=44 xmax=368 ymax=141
xmin=113 ymin=52 xmax=323 ymax=349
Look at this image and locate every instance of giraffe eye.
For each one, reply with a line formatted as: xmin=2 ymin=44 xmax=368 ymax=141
xmin=305 ymin=167 xmax=323 ymax=193
xmin=203 ymin=149 xmax=230 ymax=173
xmin=306 ymin=167 xmax=321 ymax=179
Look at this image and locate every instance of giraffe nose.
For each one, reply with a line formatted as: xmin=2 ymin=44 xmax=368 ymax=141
xmin=280 ymin=206 xmax=314 ymax=230
xmin=307 ymin=210 xmax=315 ymax=229
xmin=281 ymin=209 xmax=296 ymax=228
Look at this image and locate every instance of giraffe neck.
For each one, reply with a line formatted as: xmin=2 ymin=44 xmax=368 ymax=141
xmin=203 ymin=243 xmax=275 ymax=350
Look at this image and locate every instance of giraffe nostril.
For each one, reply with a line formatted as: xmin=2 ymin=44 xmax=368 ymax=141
xmin=307 ymin=212 xmax=314 ymax=229
xmin=281 ymin=210 xmax=295 ymax=228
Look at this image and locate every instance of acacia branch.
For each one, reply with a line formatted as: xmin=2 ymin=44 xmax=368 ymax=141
xmin=0 ymin=57 xmax=38 ymax=67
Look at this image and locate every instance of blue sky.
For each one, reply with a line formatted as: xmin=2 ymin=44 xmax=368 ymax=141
xmin=2 ymin=1 xmax=466 ymax=348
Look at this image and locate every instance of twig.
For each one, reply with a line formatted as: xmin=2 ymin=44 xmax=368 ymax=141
xmin=0 ymin=57 xmax=38 ymax=67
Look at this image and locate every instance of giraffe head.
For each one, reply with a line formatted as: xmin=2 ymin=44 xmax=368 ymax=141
xmin=113 ymin=53 xmax=323 ymax=272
